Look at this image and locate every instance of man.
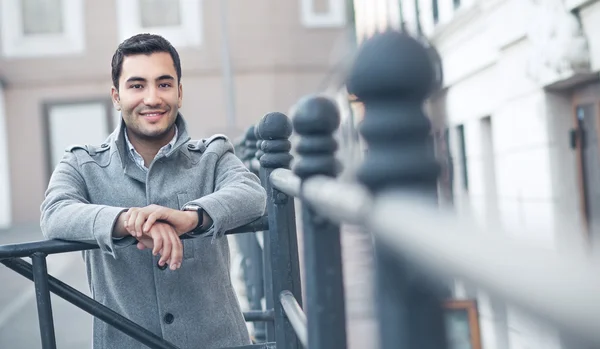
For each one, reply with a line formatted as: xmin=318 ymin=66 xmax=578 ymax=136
xmin=40 ymin=33 xmax=266 ymax=349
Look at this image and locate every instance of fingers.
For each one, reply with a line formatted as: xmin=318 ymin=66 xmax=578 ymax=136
xmin=138 ymin=221 xmax=183 ymax=271
xmin=134 ymin=211 xmax=146 ymax=237
xmin=124 ymin=208 xmax=144 ymax=238
xmin=143 ymin=211 xmax=161 ymax=234
xmin=126 ymin=206 xmax=175 ymax=237
xmin=123 ymin=210 xmax=134 ymax=235
xmin=158 ymin=227 xmax=173 ymax=267
xmin=151 ymin=227 xmax=164 ymax=257
xmin=168 ymin=229 xmax=183 ymax=270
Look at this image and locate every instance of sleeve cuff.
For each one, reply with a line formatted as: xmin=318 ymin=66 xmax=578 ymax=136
xmin=93 ymin=207 xmax=133 ymax=258
xmin=184 ymin=196 xmax=229 ymax=241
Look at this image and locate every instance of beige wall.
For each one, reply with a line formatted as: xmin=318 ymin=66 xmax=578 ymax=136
xmin=0 ymin=0 xmax=345 ymax=224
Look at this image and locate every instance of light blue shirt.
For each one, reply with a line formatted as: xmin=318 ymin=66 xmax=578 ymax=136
xmin=124 ymin=126 xmax=178 ymax=171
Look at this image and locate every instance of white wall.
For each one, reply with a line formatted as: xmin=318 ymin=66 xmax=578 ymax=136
xmin=429 ymin=2 xmax=585 ymax=349
xmin=352 ymin=1 xmax=592 ymax=349
xmin=0 ymin=82 xmax=11 ymax=228
xmin=579 ymin=0 xmax=600 ymax=71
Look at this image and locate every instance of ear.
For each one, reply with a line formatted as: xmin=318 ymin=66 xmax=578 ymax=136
xmin=110 ymin=86 xmax=121 ymax=111
xmin=178 ymin=82 xmax=183 ymax=109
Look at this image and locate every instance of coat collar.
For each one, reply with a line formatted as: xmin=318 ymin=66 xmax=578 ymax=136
xmin=112 ymin=113 xmax=192 ymax=181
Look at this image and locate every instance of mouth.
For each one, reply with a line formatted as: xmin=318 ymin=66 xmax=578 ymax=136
xmin=139 ymin=110 xmax=167 ymax=122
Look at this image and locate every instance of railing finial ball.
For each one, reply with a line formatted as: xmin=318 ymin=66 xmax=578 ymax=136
xmin=256 ymin=112 xmax=293 ymax=169
xmin=292 ymin=95 xmax=340 ymax=180
xmin=346 ymin=30 xmax=434 ymax=101
xmin=257 ymin=112 xmax=294 ymax=140
xmin=348 ymin=30 xmax=440 ymax=194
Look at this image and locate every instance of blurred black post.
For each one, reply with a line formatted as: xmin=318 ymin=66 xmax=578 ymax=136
xmin=238 ymin=125 xmax=267 ymax=342
xmin=257 ymin=113 xmax=303 ymax=348
xmin=32 ymin=253 xmax=57 ymax=349
xmin=347 ymin=30 xmax=448 ymax=349
xmin=292 ymin=96 xmax=347 ymax=349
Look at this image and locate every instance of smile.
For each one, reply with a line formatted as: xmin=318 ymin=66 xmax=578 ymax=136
xmin=140 ymin=111 xmax=167 ymax=122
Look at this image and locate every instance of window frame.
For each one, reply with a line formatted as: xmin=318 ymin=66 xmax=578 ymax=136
xmin=0 ymin=0 xmax=85 ymax=58
xmin=115 ymin=0 xmax=203 ymax=48
xmin=300 ymin=0 xmax=347 ymax=28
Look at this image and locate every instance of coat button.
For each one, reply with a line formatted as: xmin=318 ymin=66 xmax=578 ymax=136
xmin=164 ymin=313 xmax=175 ymax=324
xmin=157 ymin=261 xmax=167 ymax=270
xmin=187 ymin=144 xmax=195 ymax=149
xmin=101 ymin=143 xmax=108 ymax=148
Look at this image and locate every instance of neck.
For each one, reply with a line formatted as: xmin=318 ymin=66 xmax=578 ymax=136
xmin=126 ymin=126 xmax=176 ymax=167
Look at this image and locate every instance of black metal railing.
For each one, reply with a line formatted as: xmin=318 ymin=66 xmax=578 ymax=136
xmin=0 ymin=219 xmax=272 ymax=349
xmin=2 ymin=28 xmax=600 ymax=349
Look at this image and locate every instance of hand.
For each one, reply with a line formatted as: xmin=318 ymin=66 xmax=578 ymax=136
xmin=135 ymin=222 xmax=183 ymax=270
xmin=123 ymin=205 xmax=198 ymax=237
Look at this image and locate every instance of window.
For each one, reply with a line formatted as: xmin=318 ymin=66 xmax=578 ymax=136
xmin=1 ymin=0 xmax=85 ymax=58
xmin=140 ymin=0 xmax=181 ymax=28
xmin=432 ymin=0 xmax=439 ymax=24
xmin=22 ymin=0 xmax=63 ymax=35
xmin=116 ymin=0 xmax=202 ymax=48
xmin=300 ymin=0 xmax=347 ymax=28
xmin=453 ymin=0 xmax=461 ymax=10
xmin=43 ymin=100 xmax=113 ymax=180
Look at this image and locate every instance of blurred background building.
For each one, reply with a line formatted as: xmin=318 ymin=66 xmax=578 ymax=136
xmin=0 ymin=0 xmax=348 ymax=228
xmin=351 ymin=1 xmax=600 ymax=349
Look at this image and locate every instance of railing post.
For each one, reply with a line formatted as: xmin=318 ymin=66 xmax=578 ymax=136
xmin=347 ymin=30 xmax=448 ymax=349
xmin=240 ymin=125 xmax=266 ymax=342
xmin=256 ymin=112 xmax=303 ymax=348
xmin=292 ymin=96 xmax=347 ymax=349
xmin=32 ymin=252 xmax=57 ymax=349
xmin=255 ymin=123 xmax=275 ymax=342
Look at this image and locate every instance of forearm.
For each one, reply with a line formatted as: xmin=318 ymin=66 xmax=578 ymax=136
xmin=188 ymin=182 xmax=265 ymax=236
xmin=185 ymin=153 xmax=266 ymax=236
xmin=41 ymin=200 xmax=126 ymax=242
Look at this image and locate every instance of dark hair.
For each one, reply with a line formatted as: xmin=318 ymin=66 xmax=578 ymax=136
xmin=111 ymin=33 xmax=182 ymax=90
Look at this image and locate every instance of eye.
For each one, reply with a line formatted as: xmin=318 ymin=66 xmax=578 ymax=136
xmin=159 ymin=83 xmax=172 ymax=88
xmin=129 ymin=84 xmax=143 ymax=89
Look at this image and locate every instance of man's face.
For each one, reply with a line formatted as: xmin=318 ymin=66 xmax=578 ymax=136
xmin=111 ymin=52 xmax=182 ymax=141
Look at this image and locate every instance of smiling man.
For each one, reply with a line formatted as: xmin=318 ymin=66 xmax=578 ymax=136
xmin=40 ymin=34 xmax=266 ymax=349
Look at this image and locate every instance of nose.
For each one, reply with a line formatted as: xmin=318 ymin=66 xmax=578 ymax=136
xmin=143 ymin=86 xmax=161 ymax=107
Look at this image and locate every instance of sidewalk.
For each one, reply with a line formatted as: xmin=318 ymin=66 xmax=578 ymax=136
xmin=0 ymin=224 xmax=92 ymax=349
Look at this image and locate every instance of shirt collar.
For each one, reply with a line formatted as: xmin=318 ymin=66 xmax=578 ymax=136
xmin=124 ymin=126 xmax=179 ymax=168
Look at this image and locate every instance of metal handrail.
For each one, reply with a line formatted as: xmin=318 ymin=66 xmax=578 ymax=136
xmin=279 ymin=291 xmax=307 ymax=347
xmin=0 ymin=215 xmax=273 ymax=349
xmin=0 ymin=215 xmax=269 ymax=259
xmin=270 ymin=167 xmax=600 ymax=346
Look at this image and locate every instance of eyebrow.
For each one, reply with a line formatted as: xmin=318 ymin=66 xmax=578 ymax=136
xmin=125 ymin=75 xmax=176 ymax=83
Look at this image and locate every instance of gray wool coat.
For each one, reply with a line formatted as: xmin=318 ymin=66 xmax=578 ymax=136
xmin=40 ymin=115 xmax=267 ymax=349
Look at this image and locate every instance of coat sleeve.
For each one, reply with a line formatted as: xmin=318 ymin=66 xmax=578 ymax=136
xmin=40 ymin=151 xmax=135 ymax=258
xmin=184 ymin=151 xmax=267 ymax=240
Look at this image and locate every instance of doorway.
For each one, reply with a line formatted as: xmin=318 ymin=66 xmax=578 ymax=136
xmin=42 ymin=100 xmax=114 ymax=182
xmin=572 ymin=82 xmax=600 ymax=241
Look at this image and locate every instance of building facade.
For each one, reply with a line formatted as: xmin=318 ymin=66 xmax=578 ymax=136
xmin=352 ymin=0 xmax=600 ymax=348
xmin=0 ymin=0 xmax=347 ymax=227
